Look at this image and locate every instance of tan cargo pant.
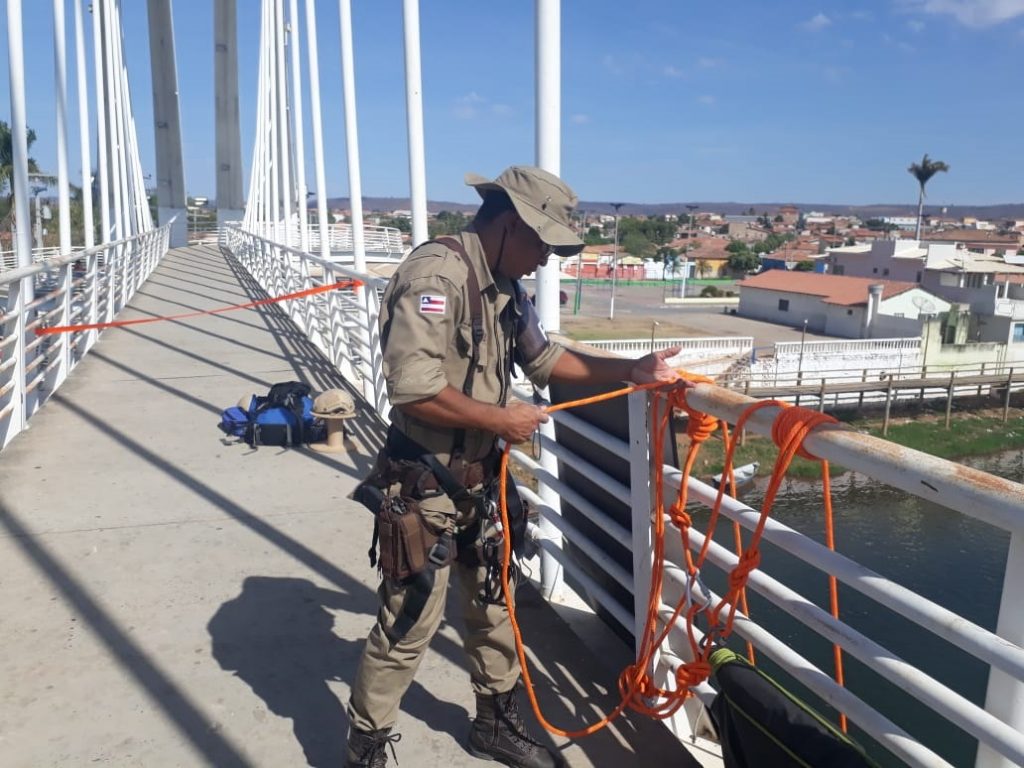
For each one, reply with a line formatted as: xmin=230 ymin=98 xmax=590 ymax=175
xmin=347 ymin=498 xmax=520 ymax=732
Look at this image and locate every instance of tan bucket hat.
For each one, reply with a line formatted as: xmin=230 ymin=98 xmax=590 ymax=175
xmin=312 ymin=388 xmax=356 ymax=419
xmin=465 ymin=166 xmax=585 ymax=255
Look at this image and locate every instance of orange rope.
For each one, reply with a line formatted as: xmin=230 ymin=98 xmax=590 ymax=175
xmin=34 ymin=279 xmax=362 ymax=336
xmin=497 ymin=377 xmax=850 ymax=737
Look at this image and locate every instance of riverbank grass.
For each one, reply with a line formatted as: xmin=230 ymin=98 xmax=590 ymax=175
xmin=686 ymin=411 xmax=1024 ymax=481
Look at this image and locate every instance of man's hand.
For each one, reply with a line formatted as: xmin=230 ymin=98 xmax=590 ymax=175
xmin=630 ymin=345 xmax=685 ymax=385
xmin=495 ymin=400 xmax=549 ymax=444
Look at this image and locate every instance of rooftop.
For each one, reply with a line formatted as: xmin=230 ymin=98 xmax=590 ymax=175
xmin=740 ymin=270 xmax=919 ymax=306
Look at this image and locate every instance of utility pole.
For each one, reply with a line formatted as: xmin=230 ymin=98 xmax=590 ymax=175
xmin=684 ymin=203 xmax=698 ymax=298
xmin=609 ymin=202 xmax=624 ymax=320
xmin=573 ymin=209 xmax=585 ymax=315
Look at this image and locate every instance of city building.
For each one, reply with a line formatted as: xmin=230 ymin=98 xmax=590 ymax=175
xmin=738 ymin=271 xmax=950 ymax=339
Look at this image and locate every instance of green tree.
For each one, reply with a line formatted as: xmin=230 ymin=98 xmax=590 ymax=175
xmin=378 ymin=215 xmax=412 ymax=233
xmin=428 ymin=210 xmax=469 ymax=238
xmin=0 ymin=120 xmax=49 ymax=230
xmin=908 ymin=153 xmax=949 ymax=240
xmin=657 ymin=245 xmax=679 ymax=280
xmin=584 ymin=225 xmax=607 ymax=245
xmin=726 ymin=239 xmax=750 ymax=257
xmin=793 ymin=260 xmax=815 ymax=271
xmin=622 ymin=231 xmax=654 ymax=258
xmin=728 ymin=252 xmax=760 ymax=273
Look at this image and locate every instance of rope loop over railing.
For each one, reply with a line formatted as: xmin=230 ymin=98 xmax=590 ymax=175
xmin=494 ymin=372 xmax=853 ymax=738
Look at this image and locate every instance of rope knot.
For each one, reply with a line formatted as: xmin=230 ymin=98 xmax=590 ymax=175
xmin=728 ymin=549 xmax=761 ymax=592
xmin=685 ymin=411 xmax=717 ymax=444
xmin=669 ymin=504 xmax=692 ymax=529
xmin=771 ymin=405 xmax=839 ymax=460
xmin=675 ymin=660 xmax=711 ymax=689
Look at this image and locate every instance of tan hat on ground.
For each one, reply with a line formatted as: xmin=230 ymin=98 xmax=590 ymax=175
xmin=312 ymin=389 xmax=356 ymax=419
xmin=465 ymin=166 xmax=585 ymax=255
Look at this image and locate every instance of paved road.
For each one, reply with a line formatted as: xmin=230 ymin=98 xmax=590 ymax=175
xmin=543 ymin=281 xmax=835 ymax=350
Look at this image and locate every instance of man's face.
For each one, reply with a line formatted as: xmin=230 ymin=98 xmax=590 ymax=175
xmin=500 ymin=216 xmax=553 ymax=280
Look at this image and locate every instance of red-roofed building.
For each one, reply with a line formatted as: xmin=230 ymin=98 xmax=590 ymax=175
xmin=738 ymin=271 xmax=950 ymax=338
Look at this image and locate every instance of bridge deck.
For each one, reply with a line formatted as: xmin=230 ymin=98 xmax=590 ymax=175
xmin=0 ymin=244 xmax=696 ymax=767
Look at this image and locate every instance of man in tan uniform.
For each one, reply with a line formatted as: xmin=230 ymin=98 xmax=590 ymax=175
xmin=345 ymin=167 xmax=681 ymax=768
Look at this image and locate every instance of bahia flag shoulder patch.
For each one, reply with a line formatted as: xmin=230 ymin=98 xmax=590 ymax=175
xmin=419 ymin=294 xmax=447 ymax=315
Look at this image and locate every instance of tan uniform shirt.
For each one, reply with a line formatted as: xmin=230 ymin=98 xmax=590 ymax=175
xmin=380 ymin=229 xmax=564 ymax=463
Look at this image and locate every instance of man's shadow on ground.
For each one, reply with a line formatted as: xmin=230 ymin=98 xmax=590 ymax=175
xmin=208 ymin=576 xmax=468 ymax=768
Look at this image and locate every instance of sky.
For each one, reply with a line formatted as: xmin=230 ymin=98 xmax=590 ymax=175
xmin=2 ymin=0 xmax=1023 ymax=209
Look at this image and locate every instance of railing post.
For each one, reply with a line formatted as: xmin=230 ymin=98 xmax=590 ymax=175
xmin=977 ymin=530 xmax=1024 ymax=768
xmin=944 ymin=370 xmax=956 ymax=429
xmin=628 ymin=389 xmax=654 ymax=653
xmin=1004 ymin=369 xmax=1014 ymax=424
xmin=882 ymin=374 xmax=894 ymax=436
xmin=86 ymin=249 xmax=99 ymax=353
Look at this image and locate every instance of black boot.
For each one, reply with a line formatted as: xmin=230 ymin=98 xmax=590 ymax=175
xmin=467 ymin=689 xmax=563 ymax=768
xmin=343 ymin=726 xmax=401 ymax=768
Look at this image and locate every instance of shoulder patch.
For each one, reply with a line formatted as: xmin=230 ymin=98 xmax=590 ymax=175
xmin=418 ymin=294 xmax=447 ymax=315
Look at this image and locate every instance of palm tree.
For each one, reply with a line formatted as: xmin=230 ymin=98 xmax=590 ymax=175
xmin=908 ymin=154 xmax=949 ymax=241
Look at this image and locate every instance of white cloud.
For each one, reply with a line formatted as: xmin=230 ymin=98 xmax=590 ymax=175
xmin=902 ymin=0 xmax=1024 ymax=27
xmin=697 ymin=95 xmax=716 ymax=106
xmin=663 ymin=64 xmax=685 ymax=78
xmin=603 ymin=54 xmax=623 ymax=76
xmin=571 ymin=114 xmax=590 ymax=125
xmin=823 ymin=66 xmax=851 ymax=83
xmin=453 ymin=92 xmax=485 ymax=120
xmin=801 ymin=12 xmax=833 ymax=31
xmin=697 ymin=56 xmax=724 ymax=68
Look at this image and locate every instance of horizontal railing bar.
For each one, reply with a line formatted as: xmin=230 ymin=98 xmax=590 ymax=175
xmin=675 ymin=526 xmax=1024 ymax=764
xmin=664 ymin=469 xmax=1024 ymax=681
xmin=655 ymin=598 xmax=953 ymax=768
xmin=511 ymin=449 xmax=632 ymax=548
xmin=537 ymin=538 xmax=634 ymax=633
xmin=519 ymin=487 xmax=634 ymax=593
xmin=683 ymin=383 xmax=1024 ymax=533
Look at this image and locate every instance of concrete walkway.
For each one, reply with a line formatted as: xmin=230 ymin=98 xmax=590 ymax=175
xmin=0 ymin=244 xmax=700 ymax=767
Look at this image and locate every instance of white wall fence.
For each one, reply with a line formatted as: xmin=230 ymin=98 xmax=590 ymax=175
xmin=220 ymin=229 xmax=1024 ymax=768
xmin=584 ymin=336 xmax=754 ymax=377
xmin=0 ymin=225 xmax=170 ymax=450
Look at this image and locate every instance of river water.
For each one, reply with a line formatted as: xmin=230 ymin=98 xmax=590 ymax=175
xmin=701 ymin=449 xmax=1024 ymax=767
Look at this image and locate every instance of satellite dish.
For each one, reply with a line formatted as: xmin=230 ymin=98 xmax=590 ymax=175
xmin=912 ymin=296 xmax=937 ymax=315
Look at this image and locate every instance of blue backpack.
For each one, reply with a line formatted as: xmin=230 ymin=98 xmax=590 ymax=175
xmin=219 ymin=381 xmax=318 ymax=447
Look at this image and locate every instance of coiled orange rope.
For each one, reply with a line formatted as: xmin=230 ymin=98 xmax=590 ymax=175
xmin=497 ymin=376 xmax=849 ymax=738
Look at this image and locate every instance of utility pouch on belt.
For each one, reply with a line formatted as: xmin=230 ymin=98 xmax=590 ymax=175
xmin=375 ymin=498 xmax=440 ymax=581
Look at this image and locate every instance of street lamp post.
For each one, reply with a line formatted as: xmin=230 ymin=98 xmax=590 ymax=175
xmin=573 ymin=209 xmax=585 ymax=315
xmin=609 ymin=202 xmax=623 ymax=320
xmin=683 ymin=203 xmax=698 ymax=298
xmin=797 ymin=318 xmax=809 ymax=383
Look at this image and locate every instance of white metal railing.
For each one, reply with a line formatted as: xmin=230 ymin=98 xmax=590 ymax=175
xmin=220 ymin=224 xmax=390 ymax=413
xmin=585 ymin=336 xmax=754 ymax=359
xmin=506 ymin=383 xmax=1024 ymax=768
xmin=222 ymin=225 xmax=1024 ymax=768
xmin=243 ymin=220 xmax=405 ymax=257
xmin=0 ymin=246 xmax=73 ymax=273
xmin=0 ymin=224 xmax=170 ymax=450
xmin=775 ymin=337 xmax=922 ymax=356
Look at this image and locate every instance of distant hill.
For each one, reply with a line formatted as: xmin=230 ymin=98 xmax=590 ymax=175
xmin=318 ymin=196 xmax=1024 ymax=221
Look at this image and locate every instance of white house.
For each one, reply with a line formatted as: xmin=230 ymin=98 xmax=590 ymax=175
xmin=738 ymin=271 xmax=951 ymax=339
